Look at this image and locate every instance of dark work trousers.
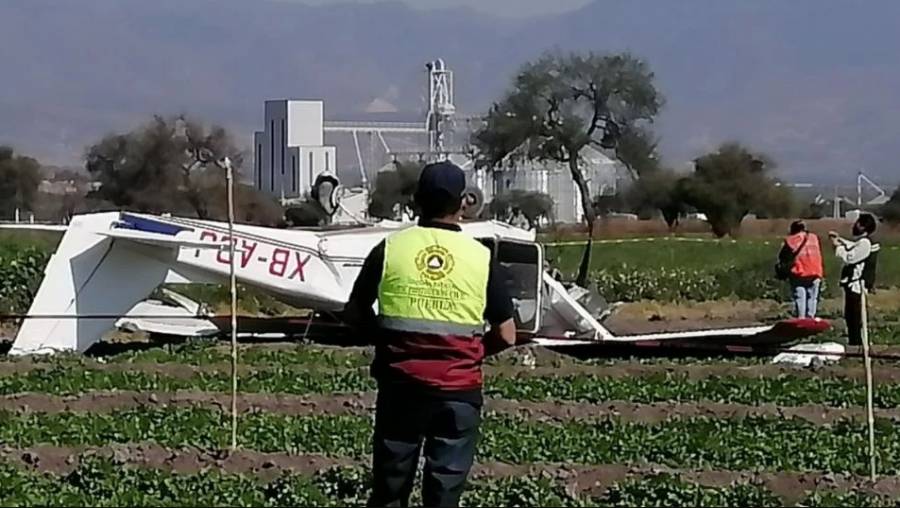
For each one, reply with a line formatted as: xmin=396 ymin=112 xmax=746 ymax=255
xmin=368 ymin=386 xmax=481 ymax=508
xmin=844 ymin=288 xmax=863 ymax=346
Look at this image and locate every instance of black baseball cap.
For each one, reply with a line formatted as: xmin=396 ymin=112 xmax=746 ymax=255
xmin=416 ymin=161 xmax=466 ymax=200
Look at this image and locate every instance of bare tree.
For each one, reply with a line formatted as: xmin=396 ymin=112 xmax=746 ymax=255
xmin=473 ymin=51 xmax=663 ymax=285
xmin=85 ymin=115 xmax=281 ymax=225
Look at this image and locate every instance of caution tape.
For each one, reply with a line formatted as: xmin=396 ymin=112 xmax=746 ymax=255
xmin=543 ymin=237 xmax=899 ymax=249
xmin=543 ymin=237 xmax=741 ymax=247
xmin=0 ymin=314 xmax=206 ymax=320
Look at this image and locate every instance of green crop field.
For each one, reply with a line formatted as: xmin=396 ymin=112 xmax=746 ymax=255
xmin=546 ymin=237 xmax=900 ymax=302
xmin=1 ymin=233 xmax=899 ymax=506
xmin=0 ymin=341 xmax=896 ymax=506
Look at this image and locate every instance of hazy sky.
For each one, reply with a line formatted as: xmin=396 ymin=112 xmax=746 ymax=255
xmin=290 ymin=0 xmax=593 ymax=17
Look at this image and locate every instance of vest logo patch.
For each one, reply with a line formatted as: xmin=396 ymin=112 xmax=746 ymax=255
xmin=415 ymin=245 xmax=455 ymax=281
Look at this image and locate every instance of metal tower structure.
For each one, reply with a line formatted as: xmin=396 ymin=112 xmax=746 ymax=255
xmin=322 ymin=58 xmax=462 ymax=183
xmin=857 ymin=171 xmax=888 ymax=207
xmin=814 ymin=171 xmax=888 ymax=219
xmin=425 ymin=59 xmax=456 ymax=156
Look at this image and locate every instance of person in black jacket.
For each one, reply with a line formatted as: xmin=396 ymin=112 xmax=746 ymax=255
xmin=344 ymin=162 xmax=517 ymax=507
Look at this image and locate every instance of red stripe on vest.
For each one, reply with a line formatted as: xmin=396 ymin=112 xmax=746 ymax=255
xmin=372 ymin=332 xmax=484 ymax=390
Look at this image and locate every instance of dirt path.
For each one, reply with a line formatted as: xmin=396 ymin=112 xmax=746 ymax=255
xmin=3 ymin=444 xmax=896 ymax=504
xmin=603 ymin=299 xmax=782 ymax=335
xmin=4 ymin=391 xmax=899 ymax=425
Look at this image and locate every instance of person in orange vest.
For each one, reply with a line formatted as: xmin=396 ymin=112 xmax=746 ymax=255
xmin=777 ymin=220 xmax=824 ymax=318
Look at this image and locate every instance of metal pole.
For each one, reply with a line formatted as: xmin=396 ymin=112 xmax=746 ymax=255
xmin=833 ymin=186 xmax=840 ymax=219
xmin=860 ymin=283 xmax=876 ymax=482
xmin=223 ymin=157 xmax=239 ymax=451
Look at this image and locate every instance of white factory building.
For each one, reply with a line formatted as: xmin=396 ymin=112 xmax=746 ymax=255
xmin=490 ymin=146 xmax=632 ymax=223
xmin=252 ymin=100 xmax=336 ymax=201
xmin=251 ymin=99 xmax=632 ymax=223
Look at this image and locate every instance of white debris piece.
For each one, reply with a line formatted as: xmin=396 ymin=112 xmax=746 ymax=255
xmin=772 ymin=342 xmax=845 ymax=368
xmin=116 ymin=289 xmax=218 ymax=338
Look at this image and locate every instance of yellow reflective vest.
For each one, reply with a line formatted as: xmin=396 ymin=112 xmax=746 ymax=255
xmin=378 ymin=226 xmax=490 ymax=336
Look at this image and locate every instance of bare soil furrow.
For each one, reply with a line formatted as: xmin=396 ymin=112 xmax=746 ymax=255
xmin=2 ymin=444 xmax=896 ymax=504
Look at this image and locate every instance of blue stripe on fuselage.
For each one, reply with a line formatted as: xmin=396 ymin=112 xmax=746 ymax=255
xmin=116 ymin=213 xmax=193 ymax=236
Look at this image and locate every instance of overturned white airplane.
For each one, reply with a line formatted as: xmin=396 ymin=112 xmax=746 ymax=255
xmin=8 ymin=211 xmax=829 ymax=356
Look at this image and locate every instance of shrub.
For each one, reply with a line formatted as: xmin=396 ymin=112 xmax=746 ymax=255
xmin=0 ymin=246 xmax=50 ymax=313
xmin=593 ymin=262 xmax=800 ymax=302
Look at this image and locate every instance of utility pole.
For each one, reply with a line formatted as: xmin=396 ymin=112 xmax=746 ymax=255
xmin=833 ymin=186 xmax=840 ymax=219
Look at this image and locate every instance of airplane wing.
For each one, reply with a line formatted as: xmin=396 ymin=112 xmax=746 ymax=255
xmin=100 ymin=228 xmax=225 ymax=250
xmin=530 ymin=318 xmax=831 ymax=353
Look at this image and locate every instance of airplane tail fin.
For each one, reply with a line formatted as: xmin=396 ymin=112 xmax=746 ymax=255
xmin=11 ymin=213 xmax=184 ymax=355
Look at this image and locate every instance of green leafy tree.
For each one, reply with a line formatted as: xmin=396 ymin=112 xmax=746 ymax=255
xmin=614 ymin=125 xmax=662 ymax=177
xmin=752 ymin=182 xmax=796 ymax=220
xmin=0 ymin=147 xmax=42 ymax=218
xmin=882 ymin=186 xmax=900 ymax=223
xmin=284 ymin=200 xmax=329 ymax=227
xmin=473 ymin=51 xmax=663 ymax=285
xmin=800 ymin=199 xmax=829 ymax=220
xmin=592 ymin=192 xmax=627 ymax=217
xmin=678 ymin=143 xmax=792 ymax=237
xmin=367 ymin=160 xmax=424 ymax=220
xmin=626 ymin=169 xmax=686 ymax=227
xmin=84 ymin=116 xmax=281 ymax=225
xmin=489 ymin=190 xmax=554 ymax=229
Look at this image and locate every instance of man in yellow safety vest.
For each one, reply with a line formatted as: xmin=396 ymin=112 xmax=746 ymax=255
xmin=344 ymin=161 xmax=517 ymax=507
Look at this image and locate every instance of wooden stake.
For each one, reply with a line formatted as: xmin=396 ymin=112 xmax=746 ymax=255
xmin=224 ymin=157 xmax=239 ymax=451
xmin=860 ymin=284 xmax=876 ymax=482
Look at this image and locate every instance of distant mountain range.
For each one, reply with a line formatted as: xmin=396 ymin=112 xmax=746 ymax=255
xmin=2 ymin=0 xmax=899 ymax=185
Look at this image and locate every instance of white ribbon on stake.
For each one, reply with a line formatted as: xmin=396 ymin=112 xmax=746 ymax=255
xmin=860 ymin=282 xmax=876 ymax=482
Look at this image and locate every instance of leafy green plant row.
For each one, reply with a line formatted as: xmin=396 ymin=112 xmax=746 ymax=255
xmin=4 ymin=364 xmax=900 ymax=410
xmin=488 ymin=371 xmax=900 ymax=409
xmin=93 ymin=341 xmax=781 ymax=370
xmin=2 ymin=457 xmax=889 ymax=507
xmin=93 ymin=340 xmax=784 ymax=368
xmin=594 ymin=262 xmax=900 ymax=304
xmin=598 ymin=474 xmax=894 ymax=507
xmin=102 ymin=341 xmax=372 ymax=368
xmin=2 ymin=407 xmax=900 ymax=475
xmin=546 ymin=239 xmax=900 ymax=302
xmin=593 ymin=262 xmax=791 ymax=302
xmin=0 ymin=246 xmax=50 ymax=314
xmin=0 ymin=366 xmax=375 ymax=397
